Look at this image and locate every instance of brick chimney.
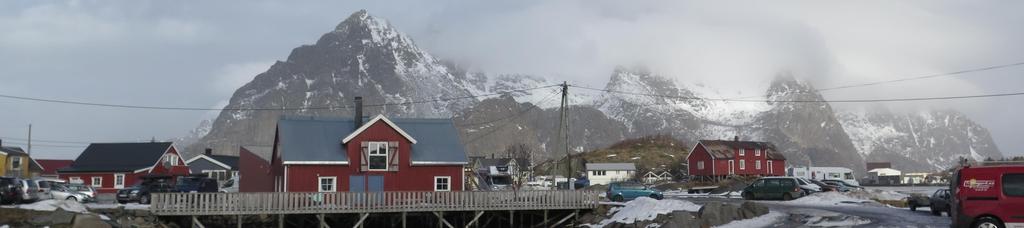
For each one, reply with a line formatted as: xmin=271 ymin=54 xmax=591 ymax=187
xmin=734 ymin=136 xmax=739 ymax=142
xmin=205 ymin=148 xmax=212 ymax=156
xmin=354 ymin=96 xmax=363 ymax=130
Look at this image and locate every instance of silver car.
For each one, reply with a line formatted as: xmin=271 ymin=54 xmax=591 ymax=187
xmin=50 ymin=184 xmax=92 ymax=202
xmin=65 ymin=183 xmax=96 ymax=198
xmin=17 ymin=179 xmax=40 ymax=202
xmin=32 ymin=179 xmax=55 ymax=200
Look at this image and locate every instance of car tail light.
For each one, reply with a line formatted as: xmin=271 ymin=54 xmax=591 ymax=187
xmin=38 ymin=189 xmax=44 ymax=192
xmin=793 ymin=187 xmax=801 ymax=192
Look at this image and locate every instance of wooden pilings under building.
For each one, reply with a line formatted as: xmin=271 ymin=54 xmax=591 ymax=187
xmin=150 ymin=190 xmax=600 ymax=228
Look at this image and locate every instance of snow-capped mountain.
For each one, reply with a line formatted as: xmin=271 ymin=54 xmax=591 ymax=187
xmin=838 ymin=106 xmax=1002 ymax=171
xmin=188 ymin=10 xmax=1002 ymax=173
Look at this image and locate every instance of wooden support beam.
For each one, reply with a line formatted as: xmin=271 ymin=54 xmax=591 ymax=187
xmin=543 ymin=210 xmax=548 ymax=228
xmin=278 ymin=214 xmax=284 ymax=228
xmin=318 ymin=214 xmax=330 ymax=228
xmin=509 ymin=210 xmax=514 ymax=228
xmin=192 ymin=216 xmax=205 ymax=228
xmin=433 ymin=211 xmax=455 ymax=228
xmin=550 ymin=213 xmax=575 ymax=227
xmin=465 ymin=211 xmax=485 ymax=228
xmin=237 ymin=215 xmax=242 ymax=228
xmin=402 ymin=212 xmax=407 ymax=228
xmin=352 ymin=213 xmax=369 ymax=228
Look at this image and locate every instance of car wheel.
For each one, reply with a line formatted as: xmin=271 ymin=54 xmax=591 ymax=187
xmin=117 ymin=200 xmax=127 ymax=204
xmin=650 ymin=194 xmax=661 ymax=200
xmin=782 ymin=193 xmax=794 ymax=201
xmin=66 ymin=196 xmax=77 ymax=202
xmin=909 ymin=202 xmax=917 ymax=211
xmin=612 ymin=195 xmax=624 ymax=202
xmin=973 ymin=216 xmax=1003 ymax=228
xmin=931 ymin=208 xmax=941 ymax=216
xmin=742 ymin=192 xmax=754 ymax=200
xmin=140 ymin=195 xmax=151 ymax=204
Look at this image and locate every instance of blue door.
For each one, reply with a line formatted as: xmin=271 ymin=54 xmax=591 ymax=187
xmin=368 ymin=176 xmax=384 ymax=192
xmin=349 ymin=176 xmax=365 ymax=192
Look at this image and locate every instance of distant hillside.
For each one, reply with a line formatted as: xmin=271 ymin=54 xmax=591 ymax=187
xmin=536 ymin=135 xmax=689 ymax=177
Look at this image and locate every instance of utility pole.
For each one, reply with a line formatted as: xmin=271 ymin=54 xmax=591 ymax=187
xmin=27 ymin=124 xmax=32 ymax=155
xmin=559 ymin=82 xmax=573 ymax=190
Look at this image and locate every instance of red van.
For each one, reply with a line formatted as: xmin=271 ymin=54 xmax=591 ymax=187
xmin=951 ymin=164 xmax=1024 ymax=228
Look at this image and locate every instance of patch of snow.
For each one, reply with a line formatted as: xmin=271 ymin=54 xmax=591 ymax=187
xmin=100 ymin=214 xmax=110 ymax=220
xmin=85 ymin=203 xmax=151 ymax=210
xmin=788 ymin=208 xmax=871 ymax=227
xmin=606 ymin=154 xmax=618 ymax=157
xmin=714 ymin=211 xmax=786 ymax=228
xmin=781 ymin=191 xmax=875 ymax=206
xmin=586 ymin=197 xmax=701 ymax=227
xmin=631 ymin=157 xmax=641 ymax=160
xmin=2 ymin=200 xmax=89 ymax=213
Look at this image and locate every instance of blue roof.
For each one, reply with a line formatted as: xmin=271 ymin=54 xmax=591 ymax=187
xmin=276 ymin=116 xmax=468 ymax=164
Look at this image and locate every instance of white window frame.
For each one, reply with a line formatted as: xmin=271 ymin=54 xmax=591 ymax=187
xmin=728 ymin=160 xmax=735 ymax=175
xmin=203 ymin=170 xmax=229 ymax=181
xmin=69 ymin=177 xmax=83 ymax=184
xmin=740 ymin=159 xmax=746 ymax=170
xmin=367 ymin=142 xmax=389 ymax=171
xmin=114 ymin=173 xmax=125 ymax=189
xmin=9 ymin=156 xmax=22 ymax=170
xmin=739 ymin=149 xmax=745 ymax=156
xmin=755 ymin=160 xmax=762 ymax=170
xmin=755 ymin=149 xmax=761 ymax=157
xmin=767 ymin=160 xmax=774 ymax=174
xmin=318 ymin=176 xmax=337 ymax=192
xmin=164 ymin=154 xmax=179 ymax=166
xmin=697 ymin=161 xmax=705 ymax=170
xmin=231 ymin=171 xmax=239 ymax=179
xmin=91 ymin=177 xmax=102 ymax=188
xmin=434 ymin=176 xmax=451 ymax=191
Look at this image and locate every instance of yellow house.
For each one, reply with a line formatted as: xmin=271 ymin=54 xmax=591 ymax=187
xmin=0 ymin=145 xmax=43 ymax=178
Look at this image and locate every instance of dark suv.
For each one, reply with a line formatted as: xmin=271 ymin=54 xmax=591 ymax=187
xmin=174 ymin=175 xmax=219 ymax=193
xmin=0 ymin=177 xmax=23 ymax=204
xmin=117 ymin=175 xmax=176 ymax=204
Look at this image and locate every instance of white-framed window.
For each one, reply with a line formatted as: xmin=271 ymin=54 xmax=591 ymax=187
xmin=739 ymin=149 xmax=746 ymax=156
xmin=9 ymin=156 xmax=22 ymax=170
xmin=697 ymin=161 xmax=705 ymax=170
xmin=91 ymin=177 xmax=102 ymax=188
xmin=114 ymin=173 xmax=125 ymax=189
xmin=231 ymin=171 xmax=239 ymax=179
xmin=755 ymin=160 xmax=762 ymax=170
xmin=203 ymin=170 xmax=230 ymax=181
xmin=368 ymin=142 xmax=389 ymax=171
xmin=69 ymin=177 xmax=83 ymax=184
xmin=434 ymin=176 xmax=451 ymax=191
xmin=755 ymin=149 xmax=761 ymax=157
xmin=318 ymin=176 xmax=336 ymax=192
xmin=728 ymin=160 xmax=735 ymax=174
xmin=767 ymin=160 xmax=774 ymax=174
xmin=164 ymin=154 xmax=179 ymax=166
xmin=740 ymin=160 xmax=746 ymax=170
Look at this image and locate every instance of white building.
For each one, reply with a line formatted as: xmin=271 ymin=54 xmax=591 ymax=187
xmin=867 ymin=168 xmax=903 ymax=185
xmin=787 ymin=166 xmax=859 ymax=186
xmin=586 ymin=163 xmax=637 ymax=185
xmin=902 ymin=172 xmax=930 ymax=185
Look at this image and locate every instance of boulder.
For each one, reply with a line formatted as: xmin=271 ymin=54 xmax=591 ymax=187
xmin=29 ymin=209 xmax=77 ymax=226
xmin=662 ymin=211 xmax=701 ymax=228
xmin=740 ymin=201 xmax=769 ymax=217
xmin=73 ymin=214 xmax=113 ymax=228
xmin=697 ymin=202 xmax=741 ymax=227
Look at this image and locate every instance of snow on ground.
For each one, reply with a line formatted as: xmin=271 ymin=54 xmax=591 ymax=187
xmin=859 ymin=189 xmax=909 ymax=201
xmin=789 ymin=208 xmax=871 ymax=227
xmin=0 ymin=200 xmax=89 ymax=213
xmin=714 ymin=211 xmax=787 ymax=228
xmin=586 ymin=197 xmax=701 ymax=227
xmin=865 ymin=186 xmax=943 ymax=196
xmin=664 ymin=191 xmax=741 ymax=198
xmin=782 ymin=192 xmax=875 ymax=206
xmin=85 ymin=203 xmax=151 ymax=210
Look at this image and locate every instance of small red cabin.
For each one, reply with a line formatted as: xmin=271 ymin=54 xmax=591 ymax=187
xmin=58 ymin=142 xmax=191 ymax=193
xmin=270 ymin=114 xmax=468 ymax=193
xmin=687 ymin=139 xmax=786 ymax=180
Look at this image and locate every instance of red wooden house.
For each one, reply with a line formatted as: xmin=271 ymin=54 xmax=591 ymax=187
xmin=271 ymin=113 xmax=468 ymax=193
xmin=239 ymin=146 xmax=275 ymax=192
xmin=36 ymin=159 xmax=74 ymax=178
xmin=58 ymin=142 xmax=191 ymax=193
xmin=687 ymin=138 xmax=786 ymax=180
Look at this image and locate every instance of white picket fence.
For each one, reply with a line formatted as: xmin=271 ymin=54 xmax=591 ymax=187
xmin=150 ymin=190 xmax=601 ymax=216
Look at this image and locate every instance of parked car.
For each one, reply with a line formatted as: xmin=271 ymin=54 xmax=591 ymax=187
xmin=174 ymin=175 xmax=219 ymax=193
xmin=32 ymin=178 xmax=59 ymax=201
xmin=795 ymin=178 xmax=822 ymax=195
xmin=742 ymin=177 xmax=804 ymax=201
xmin=807 ymin=179 xmax=837 ymax=192
xmin=906 ymin=193 xmax=931 ymax=211
xmin=117 ymin=175 xmax=176 ymax=204
xmin=950 ymin=164 xmax=1024 ymax=228
xmin=607 ymin=182 xmax=663 ymax=202
xmin=16 ymin=179 xmax=40 ymax=203
xmin=50 ymin=184 xmax=92 ymax=203
xmin=928 ymin=189 xmax=951 ymax=216
xmin=0 ymin=177 xmax=23 ymax=204
xmin=821 ymin=179 xmax=862 ymax=191
xmin=65 ymin=183 xmax=96 ymax=198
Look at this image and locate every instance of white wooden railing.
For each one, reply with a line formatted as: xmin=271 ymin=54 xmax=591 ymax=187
xmin=150 ymin=191 xmax=600 ymax=216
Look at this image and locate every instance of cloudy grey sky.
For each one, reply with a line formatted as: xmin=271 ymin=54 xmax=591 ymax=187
xmin=1 ymin=0 xmax=1022 ymax=160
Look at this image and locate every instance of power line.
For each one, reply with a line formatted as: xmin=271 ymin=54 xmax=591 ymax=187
xmin=0 ymin=85 xmax=561 ymax=111
xmin=816 ymin=61 xmax=1024 ymax=92
xmin=569 ymin=85 xmax=1024 ymax=103
xmin=455 ymin=88 xmax=561 ymax=127
xmin=463 ymin=90 xmax=562 ymax=144
xmin=0 ymin=136 xmax=92 ymax=144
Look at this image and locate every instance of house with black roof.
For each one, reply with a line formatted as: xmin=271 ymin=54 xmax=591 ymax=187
xmin=58 ymin=142 xmax=191 ymax=193
xmin=185 ymin=148 xmax=239 ymax=184
xmin=271 ymin=112 xmax=469 ymax=193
